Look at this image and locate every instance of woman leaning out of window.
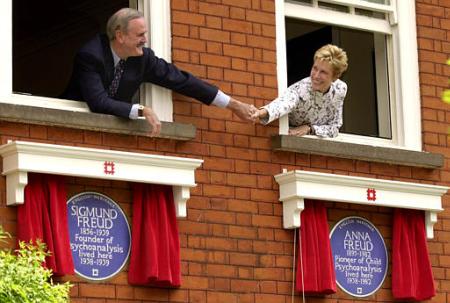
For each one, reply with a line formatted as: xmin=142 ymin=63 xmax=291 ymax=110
xmin=252 ymin=44 xmax=348 ymax=138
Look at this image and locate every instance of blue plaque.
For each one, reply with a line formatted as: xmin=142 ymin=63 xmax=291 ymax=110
xmin=330 ymin=216 xmax=388 ymax=297
xmin=67 ymin=192 xmax=131 ymax=281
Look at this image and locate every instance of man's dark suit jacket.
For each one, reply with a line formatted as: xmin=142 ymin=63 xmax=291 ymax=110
xmin=63 ymin=34 xmax=219 ymax=118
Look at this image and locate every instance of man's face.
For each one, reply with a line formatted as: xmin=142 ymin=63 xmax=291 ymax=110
xmin=310 ymin=59 xmax=336 ymax=93
xmin=119 ymin=17 xmax=147 ymax=57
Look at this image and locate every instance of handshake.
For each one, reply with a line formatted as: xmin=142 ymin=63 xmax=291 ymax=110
xmin=228 ymin=98 xmax=266 ymax=124
xmin=228 ymin=99 xmax=311 ymax=136
xmin=141 ymin=97 xmax=266 ymax=137
xmin=145 ymin=97 xmax=311 ymax=137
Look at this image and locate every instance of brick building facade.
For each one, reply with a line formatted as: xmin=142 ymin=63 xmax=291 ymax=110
xmin=0 ymin=0 xmax=449 ymax=302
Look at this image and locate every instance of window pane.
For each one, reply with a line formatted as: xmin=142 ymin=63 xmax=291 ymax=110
xmin=355 ymin=8 xmax=386 ymax=19
xmin=286 ymin=0 xmax=313 ymax=5
xmin=317 ymin=1 xmax=349 ymax=13
xmin=287 ymin=0 xmax=391 ymax=6
xmin=285 ymin=18 xmax=391 ymax=138
xmin=13 ymin=0 xmax=129 ymax=98
xmin=360 ymin=0 xmax=390 ymax=5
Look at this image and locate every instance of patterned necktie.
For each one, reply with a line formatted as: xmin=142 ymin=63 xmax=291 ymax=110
xmin=108 ymin=59 xmax=125 ymax=97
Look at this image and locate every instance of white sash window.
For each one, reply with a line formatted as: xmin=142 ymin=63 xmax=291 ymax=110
xmin=276 ymin=0 xmax=421 ymax=150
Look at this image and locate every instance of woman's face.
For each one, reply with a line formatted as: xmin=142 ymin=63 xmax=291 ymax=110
xmin=310 ymin=59 xmax=336 ymax=93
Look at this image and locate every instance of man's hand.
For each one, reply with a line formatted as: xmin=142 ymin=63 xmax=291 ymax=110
xmin=227 ymin=98 xmax=257 ymax=122
xmin=142 ymin=106 xmax=161 ymax=137
xmin=288 ymin=124 xmax=311 ymax=136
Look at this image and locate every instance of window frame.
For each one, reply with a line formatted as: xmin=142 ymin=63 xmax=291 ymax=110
xmin=275 ymin=0 xmax=422 ymax=151
xmin=0 ymin=0 xmax=174 ymax=122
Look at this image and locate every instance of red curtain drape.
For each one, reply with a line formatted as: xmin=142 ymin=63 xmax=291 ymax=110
xmin=128 ymin=183 xmax=181 ymax=287
xmin=392 ymin=208 xmax=435 ymax=301
xmin=296 ymin=200 xmax=336 ymax=294
xmin=17 ymin=173 xmax=74 ymax=276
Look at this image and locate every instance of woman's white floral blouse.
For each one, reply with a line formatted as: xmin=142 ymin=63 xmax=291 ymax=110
xmin=260 ymin=77 xmax=347 ymax=138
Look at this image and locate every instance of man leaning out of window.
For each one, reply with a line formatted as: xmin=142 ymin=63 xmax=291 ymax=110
xmin=252 ymin=44 xmax=348 ymax=138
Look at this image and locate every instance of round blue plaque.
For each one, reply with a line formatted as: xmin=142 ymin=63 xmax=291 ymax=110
xmin=67 ymin=192 xmax=131 ymax=281
xmin=330 ymin=216 xmax=388 ymax=297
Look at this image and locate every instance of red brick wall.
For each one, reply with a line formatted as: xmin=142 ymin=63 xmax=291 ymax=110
xmin=417 ymin=1 xmax=450 ymax=302
xmin=0 ymin=0 xmax=449 ymax=302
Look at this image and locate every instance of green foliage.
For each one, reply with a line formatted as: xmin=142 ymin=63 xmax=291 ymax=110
xmin=443 ymin=59 xmax=450 ymax=104
xmin=0 ymin=226 xmax=71 ymax=303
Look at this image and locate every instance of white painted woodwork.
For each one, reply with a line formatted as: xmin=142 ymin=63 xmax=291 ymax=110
xmin=140 ymin=0 xmax=174 ymax=122
xmin=0 ymin=0 xmax=12 ymax=99
xmin=284 ymin=1 xmax=393 ymax=34
xmin=275 ymin=170 xmax=448 ymax=239
xmin=394 ymin=0 xmax=421 ymax=151
xmin=275 ymin=0 xmax=289 ymax=135
xmin=0 ymin=141 xmax=203 ymax=218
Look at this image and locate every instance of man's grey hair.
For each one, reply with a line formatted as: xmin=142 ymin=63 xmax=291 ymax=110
xmin=106 ymin=8 xmax=144 ymax=41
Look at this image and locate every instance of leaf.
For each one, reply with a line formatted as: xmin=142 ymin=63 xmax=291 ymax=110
xmin=0 ymin=225 xmax=71 ymax=302
xmin=443 ymin=90 xmax=450 ymax=104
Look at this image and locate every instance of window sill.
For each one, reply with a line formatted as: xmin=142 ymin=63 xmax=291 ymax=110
xmin=0 ymin=103 xmax=196 ymax=140
xmin=271 ymin=135 xmax=444 ymax=169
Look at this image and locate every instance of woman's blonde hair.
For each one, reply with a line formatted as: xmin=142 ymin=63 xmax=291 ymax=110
xmin=314 ymin=44 xmax=348 ymax=78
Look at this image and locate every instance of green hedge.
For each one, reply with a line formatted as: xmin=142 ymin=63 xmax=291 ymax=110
xmin=0 ymin=226 xmax=71 ymax=303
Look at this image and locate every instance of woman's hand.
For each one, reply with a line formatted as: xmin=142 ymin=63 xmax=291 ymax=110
xmin=251 ymin=108 xmax=268 ymax=123
xmin=288 ymin=124 xmax=311 ymax=136
xmin=227 ymin=98 xmax=258 ymax=122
